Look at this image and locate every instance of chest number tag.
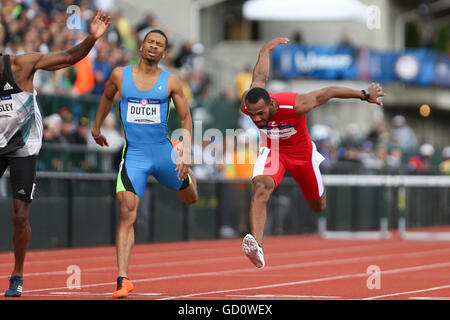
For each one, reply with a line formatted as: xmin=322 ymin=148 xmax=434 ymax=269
xmin=126 ymin=98 xmax=161 ymax=124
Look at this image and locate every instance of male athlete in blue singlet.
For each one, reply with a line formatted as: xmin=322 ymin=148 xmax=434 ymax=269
xmin=92 ymin=29 xmax=198 ymax=299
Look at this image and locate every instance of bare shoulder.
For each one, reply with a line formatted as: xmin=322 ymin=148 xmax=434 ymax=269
xmin=111 ymin=66 xmax=124 ymax=79
xmin=168 ymin=72 xmax=182 ymax=86
xmin=168 ymin=72 xmax=183 ymax=93
xmin=109 ymin=66 xmax=124 ymax=85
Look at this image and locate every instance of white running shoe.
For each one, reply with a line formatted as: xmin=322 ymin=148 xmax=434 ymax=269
xmin=242 ymin=234 xmax=265 ymax=268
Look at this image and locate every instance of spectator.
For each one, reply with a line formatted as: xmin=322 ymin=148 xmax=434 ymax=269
xmin=290 ymin=31 xmax=304 ymax=45
xmin=359 ymin=140 xmax=376 ymax=169
xmin=439 ymin=146 xmax=450 ymax=175
xmin=69 ymin=117 xmax=91 ymax=145
xmin=73 ymin=55 xmax=95 ymax=95
xmin=367 ymin=119 xmax=389 ymax=146
xmin=234 ymin=65 xmax=253 ymax=101
xmin=408 ymin=143 xmax=436 ymax=174
xmin=53 ymin=67 xmax=76 ymax=95
xmin=92 ymin=48 xmax=112 ymax=95
xmin=41 ymin=113 xmax=64 ymax=171
xmin=386 ymin=147 xmax=403 ymax=172
xmin=339 ymin=28 xmax=354 ymax=47
xmin=390 ymin=115 xmax=418 ymax=151
xmin=69 ymin=117 xmax=92 ymax=172
xmin=59 ymin=113 xmax=75 ymax=144
xmin=373 ymin=143 xmax=388 ymax=170
xmin=174 ymin=42 xmax=193 ymax=69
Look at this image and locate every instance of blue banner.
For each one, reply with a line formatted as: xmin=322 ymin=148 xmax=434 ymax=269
xmin=272 ymin=44 xmax=359 ymax=80
xmin=272 ymin=44 xmax=449 ymax=88
xmin=433 ymin=54 xmax=450 ymax=87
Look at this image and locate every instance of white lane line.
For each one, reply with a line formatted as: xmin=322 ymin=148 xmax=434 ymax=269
xmin=6 ymin=243 xmax=450 ymax=279
xmin=409 ymin=297 xmax=450 ymax=300
xmin=0 ymin=239 xmax=434 ymax=268
xmin=49 ymin=291 xmax=162 ymax=296
xmin=363 ymin=285 xmax=450 ymax=300
xmin=21 ymin=248 xmax=450 ymax=294
xmin=160 ymin=261 xmax=450 ymax=300
xmin=226 ymin=294 xmax=342 ymax=299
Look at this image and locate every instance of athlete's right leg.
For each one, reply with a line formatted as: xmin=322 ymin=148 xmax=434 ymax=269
xmin=116 ymin=191 xmax=140 ymax=279
xmin=249 ymin=175 xmax=275 ymax=245
xmin=113 ymin=147 xmax=148 ymax=298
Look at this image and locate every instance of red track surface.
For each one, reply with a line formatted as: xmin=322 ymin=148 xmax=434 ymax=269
xmin=1 ymin=233 xmax=450 ymax=300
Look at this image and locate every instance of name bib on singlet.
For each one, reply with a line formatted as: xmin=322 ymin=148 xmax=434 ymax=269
xmin=261 ymin=125 xmax=298 ymax=139
xmin=126 ymin=97 xmax=161 ymax=124
xmin=0 ymin=95 xmax=14 ymax=118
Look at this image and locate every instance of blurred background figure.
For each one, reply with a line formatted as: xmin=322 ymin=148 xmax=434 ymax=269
xmin=390 ymin=115 xmax=418 ymax=151
xmin=408 ymin=143 xmax=436 ymax=174
xmin=439 ymin=146 xmax=450 ymax=175
xmin=234 ymin=65 xmax=253 ymax=101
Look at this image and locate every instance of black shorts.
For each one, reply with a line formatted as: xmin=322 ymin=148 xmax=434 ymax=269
xmin=0 ymin=156 xmax=37 ymax=203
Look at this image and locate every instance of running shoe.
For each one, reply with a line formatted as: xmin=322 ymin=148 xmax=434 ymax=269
xmin=242 ymin=234 xmax=265 ymax=268
xmin=112 ymin=276 xmax=134 ymax=299
xmin=4 ymin=276 xmax=23 ymax=297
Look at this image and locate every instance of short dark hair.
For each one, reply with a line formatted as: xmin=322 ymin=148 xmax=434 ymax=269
xmin=143 ymin=29 xmax=168 ymax=49
xmin=245 ymin=87 xmax=271 ymax=105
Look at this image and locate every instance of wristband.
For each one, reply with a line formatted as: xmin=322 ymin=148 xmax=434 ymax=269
xmin=92 ymin=132 xmax=102 ymax=139
xmin=361 ymin=89 xmax=370 ymax=101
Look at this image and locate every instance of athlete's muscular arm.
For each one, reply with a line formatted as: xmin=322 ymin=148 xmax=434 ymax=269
xmin=92 ymin=67 xmax=122 ymax=147
xmin=251 ymin=37 xmax=290 ymax=89
xmin=169 ymin=74 xmax=192 ymax=180
xmin=240 ymin=38 xmax=290 ymax=112
xmin=14 ymin=9 xmax=110 ymax=74
xmin=294 ymin=83 xmax=386 ymax=116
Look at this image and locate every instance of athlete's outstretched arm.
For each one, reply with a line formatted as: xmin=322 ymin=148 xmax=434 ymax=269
xmin=170 ymin=74 xmax=192 ymax=180
xmin=14 ymin=9 xmax=110 ymax=72
xmin=294 ymin=83 xmax=386 ymax=116
xmin=92 ymin=67 xmax=122 ymax=147
xmin=251 ymin=37 xmax=289 ymax=89
xmin=239 ymin=37 xmax=289 ymax=112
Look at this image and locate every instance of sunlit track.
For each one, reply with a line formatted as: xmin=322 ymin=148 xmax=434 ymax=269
xmin=1 ymin=233 xmax=450 ymax=300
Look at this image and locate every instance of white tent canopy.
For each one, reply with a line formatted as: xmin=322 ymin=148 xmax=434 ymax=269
xmin=243 ymin=0 xmax=370 ymax=22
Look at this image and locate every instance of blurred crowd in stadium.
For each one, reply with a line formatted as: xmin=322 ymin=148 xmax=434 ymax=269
xmin=1 ymin=0 xmax=448 ymax=177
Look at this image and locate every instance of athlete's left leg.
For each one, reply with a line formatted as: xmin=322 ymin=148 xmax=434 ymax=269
xmin=11 ymin=198 xmax=31 ymax=278
xmin=8 ymin=156 xmax=36 ymax=278
xmin=4 ymin=156 xmax=35 ymax=297
xmin=306 ymin=192 xmax=326 ymax=213
xmin=287 ymin=142 xmax=326 ymax=213
xmin=153 ymin=140 xmax=198 ymax=205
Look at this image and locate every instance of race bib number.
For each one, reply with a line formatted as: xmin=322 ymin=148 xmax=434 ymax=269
xmin=126 ymin=98 xmax=161 ymax=124
xmin=0 ymin=95 xmax=14 ymax=119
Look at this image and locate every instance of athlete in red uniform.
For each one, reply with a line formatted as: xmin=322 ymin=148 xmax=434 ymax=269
xmin=241 ymin=38 xmax=385 ymax=268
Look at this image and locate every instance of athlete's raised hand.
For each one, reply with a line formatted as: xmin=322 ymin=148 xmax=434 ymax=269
xmin=262 ymin=38 xmax=290 ymax=52
xmin=89 ymin=9 xmax=111 ymax=40
xmin=366 ymin=82 xmax=385 ymax=106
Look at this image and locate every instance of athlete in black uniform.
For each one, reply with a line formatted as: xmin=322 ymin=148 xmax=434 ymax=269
xmin=0 ymin=9 xmax=110 ymax=297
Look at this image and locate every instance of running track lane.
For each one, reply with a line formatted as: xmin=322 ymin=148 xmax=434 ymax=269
xmin=0 ymin=234 xmax=450 ymax=300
